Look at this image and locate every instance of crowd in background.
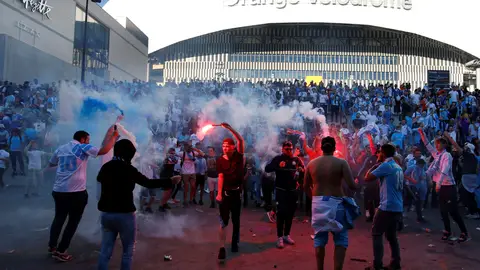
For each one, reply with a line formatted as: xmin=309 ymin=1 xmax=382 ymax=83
xmin=1 ymin=77 xmax=480 ymax=224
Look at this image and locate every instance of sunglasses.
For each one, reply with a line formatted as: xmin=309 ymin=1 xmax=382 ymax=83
xmin=283 ymin=147 xmax=293 ymax=151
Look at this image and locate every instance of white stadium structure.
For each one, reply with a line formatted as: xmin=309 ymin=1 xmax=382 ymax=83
xmin=104 ymin=0 xmax=480 ymax=89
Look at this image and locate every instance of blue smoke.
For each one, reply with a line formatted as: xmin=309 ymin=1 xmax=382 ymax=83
xmin=80 ymin=97 xmax=123 ymax=119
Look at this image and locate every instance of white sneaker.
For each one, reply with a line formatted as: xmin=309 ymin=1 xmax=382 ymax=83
xmin=466 ymin=213 xmax=480 ymax=219
xmin=276 ymin=237 xmax=284 ymax=249
xmin=168 ymin=199 xmax=176 ymax=204
xmin=283 ymin=235 xmax=295 ymax=245
xmin=267 ymin=211 xmax=276 ymax=223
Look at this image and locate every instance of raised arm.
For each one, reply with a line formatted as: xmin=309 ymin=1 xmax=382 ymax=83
xmin=192 ymin=147 xmax=205 ymax=157
xmin=221 ymin=123 xmax=245 ymax=154
xmin=24 ymin=141 xmax=32 ymax=157
xmin=444 ymin=131 xmax=462 ymax=155
xmin=365 ymin=132 xmax=376 ymax=155
xmin=98 ymin=125 xmax=120 ymax=156
xmin=418 ymin=128 xmax=436 ymax=156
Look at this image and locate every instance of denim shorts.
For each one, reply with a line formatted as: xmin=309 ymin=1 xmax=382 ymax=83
xmin=314 ymin=203 xmax=348 ymax=248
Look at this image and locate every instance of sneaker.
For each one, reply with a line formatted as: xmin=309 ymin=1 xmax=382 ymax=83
xmin=441 ymin=231 xmax=452 ymax=241
xmin=458 ymin=233 xmax=471 ymax=243
xmin=48 ymin=247 xmax=57 ymax=254
xmin=283 ymin=235 xmax=295 ymax=245
xmin=217 ymin=247 xmax=226 ymax=262
xmin=465 ymin=213 xmax=480 ymax=219
xmin=52 ymin=251 xmax=73 ymax=262
xmin=144 ymin=207 xmax=153 ymax=214
xmin=199 ymin=200 xmax=204 ymax=206
xmin=167 ymin=199 xmax=176 ymax=204
xmin=173 ymin=199 xmax=181 ymax=203
xmin=192 ymin=199 xmax=198 ymax=205
xmin=276 ymin=237 xmax=284 ymax=249
xmin=416 ymin=217 xmax=427 ymax=223
xmin=267 ymin=211 xmax=276 ymax=223
xmin=158 ymin=204 xmax=170 ymax=212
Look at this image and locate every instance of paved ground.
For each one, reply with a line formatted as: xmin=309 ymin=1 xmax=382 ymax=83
xmin=1 ymin=170 xmax=480 ymax=270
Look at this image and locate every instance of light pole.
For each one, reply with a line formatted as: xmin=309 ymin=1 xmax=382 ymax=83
xmin=81 ymin=0 xmax=102 ymax=84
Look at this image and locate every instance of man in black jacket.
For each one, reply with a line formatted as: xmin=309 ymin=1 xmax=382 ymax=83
xmin=265 ymin=141 xmax=305 ymax=249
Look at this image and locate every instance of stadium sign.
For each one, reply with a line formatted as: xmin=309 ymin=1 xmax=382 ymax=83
xmin=20 ymin=0 xmax=53 ymax=19
xmin=225 ymin=0 xmax=412 ymax=10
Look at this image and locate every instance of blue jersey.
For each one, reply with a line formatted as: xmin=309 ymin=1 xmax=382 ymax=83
xmin=390 ymin=132 xmax=404 ymax=150
xmin=372 ymin=159 xmax=404 ymax=212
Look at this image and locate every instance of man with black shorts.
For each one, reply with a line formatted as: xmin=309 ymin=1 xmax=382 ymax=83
xmin=215 ymin=122 xmax=245 ymax=262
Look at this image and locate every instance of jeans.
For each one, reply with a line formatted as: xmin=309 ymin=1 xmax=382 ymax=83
xmin=404 ymin=185 xmax=423 ymax=220
xmin=438 ymin=185 xmax=467 ymax=234
xmin=10 ymin=151 xmax=24 ymax=173
xmin=49 ymin=191 xmax=88 ymax=252
xmin=372 ymin=210 xmax=402 ymax=269
xmin=98 ymin=212 xmax=136 ymax=270
xmin=247 ymin=175 xmax=261 ymax=202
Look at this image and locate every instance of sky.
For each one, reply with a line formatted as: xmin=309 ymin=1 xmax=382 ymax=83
xmin=103 ymin=0 xmax=480 ymax=58
xmin=97 ymin=0 xmax=109 ymax=7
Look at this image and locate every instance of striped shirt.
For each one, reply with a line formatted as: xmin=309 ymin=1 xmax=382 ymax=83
xmin=425 ymin=144 xmax=455 ymax=186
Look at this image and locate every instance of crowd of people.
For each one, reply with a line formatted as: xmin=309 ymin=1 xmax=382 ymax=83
xmin=2 ymin=76 xmax=480 ymax=270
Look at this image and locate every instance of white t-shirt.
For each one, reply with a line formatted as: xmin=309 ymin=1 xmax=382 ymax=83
xmin=178 ymin=151 xmax=196 ymax=175
xmin=449 ymin=91 xmax=458 ymax=102
xmin=0 ymin=150 xmax=10 ymax=168
xmin=50 ymin=141 xmax=99 ymax=192
xmin=410 ymin=93 xmax=420 ymax=105
xmin=319 ymin=94 xmax=328 ymax=104
xmin=27 ymin=150 xmax=45 ymax=170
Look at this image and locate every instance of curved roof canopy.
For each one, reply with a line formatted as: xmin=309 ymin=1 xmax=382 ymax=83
xmin=104 ymin=0 xmax=480 ymax=59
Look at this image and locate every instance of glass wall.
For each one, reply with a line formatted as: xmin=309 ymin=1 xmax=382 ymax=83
xmin=73 ymin=6 xmax=110 ymax=78
xmin=229 ymin=54 xmax=398 ymax=65
xmin=229 ymin=70 xmax=399 ymax=82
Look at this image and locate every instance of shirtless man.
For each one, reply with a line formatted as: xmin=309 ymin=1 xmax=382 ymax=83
xmin=304 ymin=136 xmax=357 ymax=270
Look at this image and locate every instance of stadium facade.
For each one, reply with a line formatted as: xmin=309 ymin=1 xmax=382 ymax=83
xmin=0 ymin=0 xmax=148 ymax=83
xmin=103 ymin=0 xmax=480 ymax=89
